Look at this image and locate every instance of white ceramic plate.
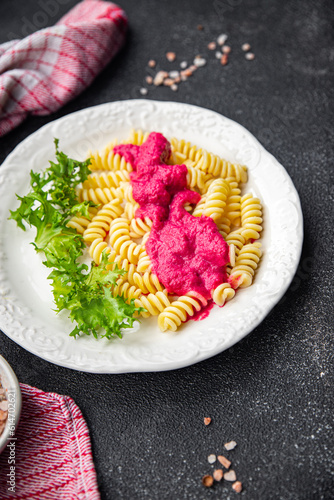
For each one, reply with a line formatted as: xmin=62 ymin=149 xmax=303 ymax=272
xmin=0 ymin=100 xmax=303 ymax=373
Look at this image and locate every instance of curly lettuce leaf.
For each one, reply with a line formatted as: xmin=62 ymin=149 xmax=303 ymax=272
xmin=9 ymin=140 xmax=142 ymax=340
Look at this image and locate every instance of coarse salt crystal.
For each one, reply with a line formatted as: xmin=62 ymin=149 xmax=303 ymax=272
xmin=163 ymin=78 xmax=174 ymax=86
xmin=207 ymin=42 xmax=216 ymax=50
xmin=220 ymin=54 xmax=228 ymax=66
xmin=245 ymin=52 xmax=255 ymax=60
xmin=153 ymin=71 xmax=167 ymax=86
xmin=213 ymin=469 xmax=224 ymax=481
xmin=194 ymin=57 xmax=206 ymax=67
xmin=166 ymin=52 xmax=176 ymax=62
xmin=215 ymin=51 xmax=222 ymax=59
xmin=208 ymin=454 xmax=216 ymax=464
xmin=224 ymin=440 xmax=237 ymax=450
xmin=232 ymin=481 xmax=243 ymax=493
xmin=224 ymin=470 xmax=237 ymax=482
xmin=217 ymin=33 xmax=228 ymax=46
xmin=242 ymin=43 xmax=251 ymax=51
xmin=139 ymin=88 xmax=148 ymax=95
xmin=145 ymin=76 xmax=153 ymax=85
xmin=204 ymin=417 xmax=211 ymax=426
xmin=222 ymin=45 xmax=231 ymax=54
xmin=180 ymin=61 xmax=187 ymax=69
xmin=148 ymin=59 xmax=156 ymax=68
xmin=171 ymin=84 xmax=178 ymax=91
xmin=169 ymin=70 xmax=180 ymax=79
xmin=217 ymin=455 xmax=231 ymax=469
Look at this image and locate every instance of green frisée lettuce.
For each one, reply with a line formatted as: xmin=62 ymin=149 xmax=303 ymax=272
xmin=9 ymin=139 xmax=142 ymax=339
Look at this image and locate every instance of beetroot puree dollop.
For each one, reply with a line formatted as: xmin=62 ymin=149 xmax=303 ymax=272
xmin=114 ymin=132 xmax=229 ymax=300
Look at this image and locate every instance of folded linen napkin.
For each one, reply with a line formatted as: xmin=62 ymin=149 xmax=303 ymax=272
xmin=0 ymin=0 xmax=127 ymax=137
xmin=0 ymin=383 xmax=100 ymax=500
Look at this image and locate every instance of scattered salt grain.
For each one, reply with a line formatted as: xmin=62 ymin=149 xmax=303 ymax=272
xmin=194 ymin=57 xmax=206 ymax=67
xmin=169 ymin=70 xmax=180 ymax=79
xmin=166 ymin=51 xmax=176 ymax=62
xmin=148 ymin=59 xmax=156 ymax=68
xmin=222 ymin=45 xmax=231 ymax=54
xmin=242 ymin=43 xmax=251 ymax=51
xmin=217 ymin=455 xmax=231 ymax=469
xmin=245 ymin=52 xmax=255 ymax=60
xmin=204 ymin=417 xmax=211 ymax=426
xmin=139 ymin=88 xmax=148 ymax=95
xmin=224 ymin=470 xmax=237 ymax=482
xmin=207 ymin=41 xmax=216 ymax=50
xmin=180 ymin=61 xmax=187 ymax=69
xmin=224 ymin=440 xmax=237 ymax=450
xmin=213 ymin=469 xmax=224 ymax=481
xmin=215 ymin=51 xmax=223 ymax=59
xmin=163 ymin=78 xmax=174 ymax=86
xmin=220 ymin=54 xmax=229 ymax=66
xmin=145 ymin=76 xmax=153 ymax=85
xmin=232 ymin=481 xmax=243 ymax=493
xmin=171 ymin=84 xmax=178 ymax=91
xmin=202 ymin=475 xmax=213 ymax=487
xmin=217 ymin=33 xmax=228 ymax=46
xmin=153 ymin=71 xmax=168 ymax=86
xmin=208 ymin=454 xmax=216 ymax=464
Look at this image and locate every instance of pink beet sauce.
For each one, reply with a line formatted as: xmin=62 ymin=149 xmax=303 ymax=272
xmin=114 ymin=132 xmax=229 ymax=301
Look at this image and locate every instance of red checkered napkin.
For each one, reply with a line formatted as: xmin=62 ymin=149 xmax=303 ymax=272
xmin=0 ymin=384 xmax=100 ymax=500
xmin=0 ymin=0 xmax=127 ymax=136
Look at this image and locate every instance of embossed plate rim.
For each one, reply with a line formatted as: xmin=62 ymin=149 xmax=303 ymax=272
xmin=0 ymin=100 xmax=303 ymax=373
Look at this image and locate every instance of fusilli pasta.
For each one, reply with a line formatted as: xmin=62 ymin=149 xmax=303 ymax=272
xmin=71 ymin=129 xmax=263 ymax=334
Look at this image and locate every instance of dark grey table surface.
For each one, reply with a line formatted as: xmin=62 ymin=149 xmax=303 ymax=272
xmin=0 ymin=0 xmax=333 ymax=499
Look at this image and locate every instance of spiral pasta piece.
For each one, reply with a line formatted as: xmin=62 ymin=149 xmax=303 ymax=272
xmin=88 ymin=239 xmax=111 ymax=264
xmin=127 ymin=129 xmax=150 ymax=146
xmin=79 ymin=186 xmax=124 ymax=205
xmin=199 ymin=179 xmax=230 ymax=221
xmin=137 ymin=251 xmax=152 ymax=272
xmin=132 ymin=271 xmax=164 ymax=294
xmin=124 ymin=201 xmax=140 ymax=221
xmin=87 ymin=140 xmax=117 ymax=171
xmin=82 ymin=170 xmax=130 ymax=190
xmin=211 ymin=283 xmax=235 ymax=306
xmin=66 ymin=207 xmax=98 ymax=234
xmin=229 ymin=242 xmax=262 ymax=289
xmin=225 ymin=231 xmax=246 ymax=256
xmin=192 ymin=193 xmax=207 ymax=217
xmin=135 ymin=290 xmax=171 ymax=317
xmin=198 ymin=150 xmax=248 ymax=183
xmin=129 ymin=217 xmax=153 ymax=239
xmin=112 ymin=280 xmax=142 ymax=302
xmin=215 ymin=216 xmax=231 ymax=240
xmin=109 ymin=218 xmax=142 ymax=264
xmin=184 ymin=159 xmax=211 ymax=192
xmin=240 ymin=193 xmax=263 ymax=241
xmin=158 ymin=293 xmax=206 ymax=332
xmin=83 ymin=200 xmax=123 ymax=243
xmin=170 ymin=138 xmax=203 ymax=163
xmin=87 ymin=142 xmax=133 ymax=173
xmin=107 ymin=253 xmax=137 ymax=285
xmin=123 ymin=182 xmax=136 ymax=203
xmin=226 ymin=181 xmax=241 ymax=225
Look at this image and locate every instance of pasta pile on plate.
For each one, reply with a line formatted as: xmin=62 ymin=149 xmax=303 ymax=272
xmin=67 ymin=130 xmax=263 ymax=332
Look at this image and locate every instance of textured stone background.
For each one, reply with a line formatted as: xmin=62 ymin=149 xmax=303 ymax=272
xmin=0 ymin=0 xmax=333 ymax=498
